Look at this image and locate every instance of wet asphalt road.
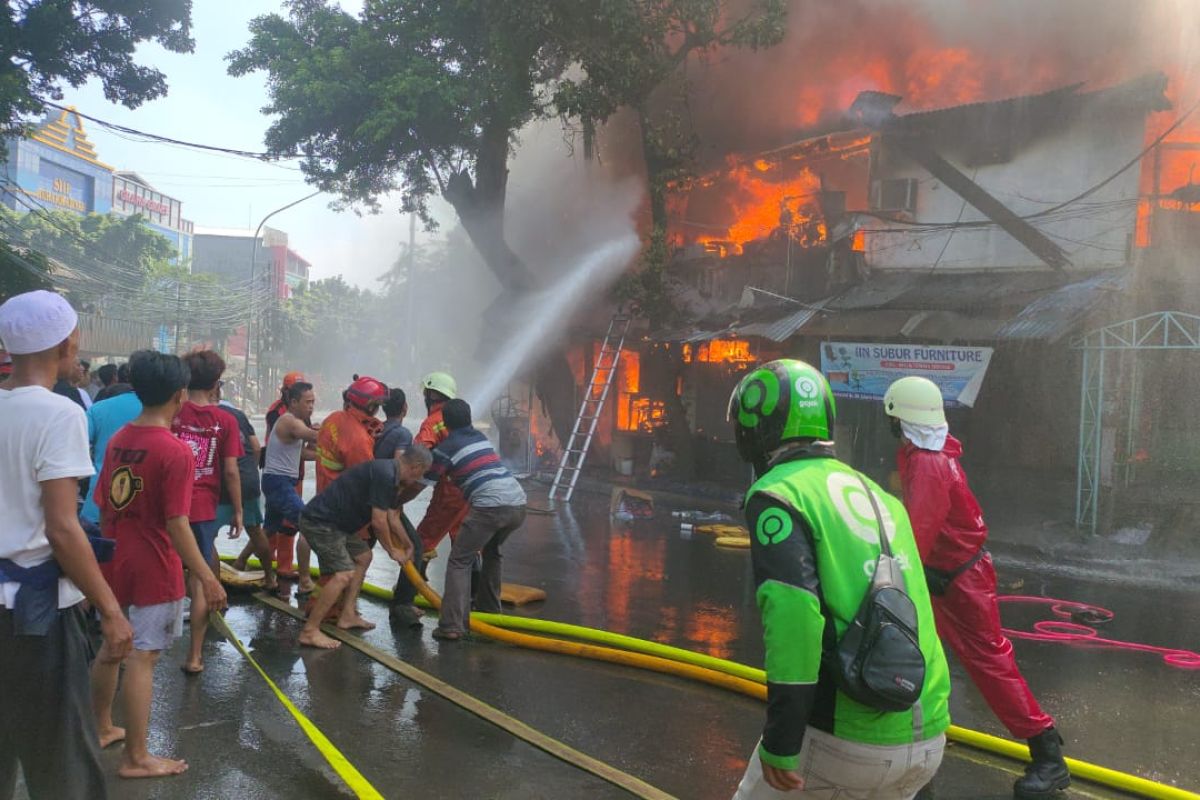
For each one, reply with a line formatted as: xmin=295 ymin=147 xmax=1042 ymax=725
xmin=18 ymin=482 xmax=1199 ymax=799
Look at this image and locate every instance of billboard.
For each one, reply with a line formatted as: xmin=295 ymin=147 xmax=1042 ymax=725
xmin=820 ymin=341 xmax=993 ymax=407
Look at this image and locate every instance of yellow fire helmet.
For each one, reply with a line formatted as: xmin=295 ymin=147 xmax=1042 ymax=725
xmin=883 ymin=376 xmax=947 ymax=426
xmin=421 ymin=371 xmax=458 ymax=400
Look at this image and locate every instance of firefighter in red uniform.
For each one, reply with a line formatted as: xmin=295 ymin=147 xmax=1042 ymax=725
xmin=305 ymin=375 xmax=387 ymax=604
xmin=884 ymin=376 xmax=1070 ymax=799
xmin=315 ymin=375 xmax=387 ymax=492
xmin=386 ymin=372 xmax=471 ymax=627
xmin=413 ymin=372 xmax=469 ymax=555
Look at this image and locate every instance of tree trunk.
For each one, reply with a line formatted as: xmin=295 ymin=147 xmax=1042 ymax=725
xmin=442 ymin=115 xmax=578 ymax=445
xmin=637 ymin=108 xmax=696 ymax=478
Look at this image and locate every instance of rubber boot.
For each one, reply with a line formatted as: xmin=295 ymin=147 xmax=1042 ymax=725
xmin=1014 ymin=728 xmax=1070 ymax=798
xmin=275 ymin=533 xmax=297 ymax=577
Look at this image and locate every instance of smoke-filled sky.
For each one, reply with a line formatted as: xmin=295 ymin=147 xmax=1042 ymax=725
xmin=50 ymin=0 xmax=1200 ymax=289
xmin=681 ymin=0 xmax=1200 ymax=159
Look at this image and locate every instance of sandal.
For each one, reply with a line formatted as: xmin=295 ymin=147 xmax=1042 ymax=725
xmin=431 ymin=628 xmax=464 ymax=642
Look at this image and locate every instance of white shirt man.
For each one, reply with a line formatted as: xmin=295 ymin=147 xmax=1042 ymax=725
xmin=0 ymin=290 xmax=133 ymax=800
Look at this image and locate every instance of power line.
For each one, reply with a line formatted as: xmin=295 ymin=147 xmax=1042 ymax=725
xmin=43 ymin=101 xmax=302 ymax=163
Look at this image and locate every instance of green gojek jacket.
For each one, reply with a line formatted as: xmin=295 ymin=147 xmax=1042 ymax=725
xmin=746 ymin=448 xmax=951 ymax=770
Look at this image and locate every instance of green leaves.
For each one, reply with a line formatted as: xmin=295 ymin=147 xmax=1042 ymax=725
xmin=0 ymin=1 xmax=193 ymax=148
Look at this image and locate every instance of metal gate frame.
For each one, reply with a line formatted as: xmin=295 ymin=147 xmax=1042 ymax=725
xmin=1074 ymin=312 xmax=1200 ymax=532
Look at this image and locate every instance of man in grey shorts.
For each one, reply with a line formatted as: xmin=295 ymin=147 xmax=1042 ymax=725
xmin=90 ymin=351 xmax=227 ymax=778
xmin=298 ymin=446 xmax=432 ymax=649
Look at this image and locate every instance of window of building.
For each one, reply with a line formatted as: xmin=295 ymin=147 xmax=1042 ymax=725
xmin=870 ymin=178 xmax=918 ymax=213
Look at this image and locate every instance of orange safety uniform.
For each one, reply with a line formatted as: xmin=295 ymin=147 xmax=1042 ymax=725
xmin=315 ymin=406 xmax=381 ymax=492
xmin=305 ymin=405 xmax=381 ymax=619
xmin=415 ymin=401 xmax=469 ymax=551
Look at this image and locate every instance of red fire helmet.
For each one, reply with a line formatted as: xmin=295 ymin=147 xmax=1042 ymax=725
xmin=344 ymin=375 xmax=388 ymax=411
xmin=281 ymin=370 xmax=306 ymax=389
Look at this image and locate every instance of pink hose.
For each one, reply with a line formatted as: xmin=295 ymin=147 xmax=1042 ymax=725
xmin=997 ymin=595 xmax=1200 ymax=670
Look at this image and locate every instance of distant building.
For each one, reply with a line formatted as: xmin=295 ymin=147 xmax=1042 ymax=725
xmin=110 ymin=171 xmax=194 ymax=263
xmin=192 ymin=225 xmax=310 ymax=299
xmin=2 ymin=108 xmax=194 ymax=265
xmin=2 ymin=107 xmax=114 ymax=216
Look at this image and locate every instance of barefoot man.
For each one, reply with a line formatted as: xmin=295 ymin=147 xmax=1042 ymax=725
xmin=297 ymin=446 xmax=432 ymax=648
xmin=90 ymin=351 xmax=228 ymax=777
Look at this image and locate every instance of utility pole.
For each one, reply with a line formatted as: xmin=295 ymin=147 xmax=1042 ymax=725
xmin=244 ymin=190 xmax=320 ymax=405
xmin=405 ymin=212 xmax=417 ymax=379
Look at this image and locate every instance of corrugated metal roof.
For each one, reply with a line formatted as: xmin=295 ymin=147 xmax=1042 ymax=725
xmin=888 ymin=73 xmax=1170 ymax=133
xmin=655 ymin=270 xmax=1128 ymax=345
xmin=996 ymin=269 xmax=1130 ymax=342
xmin=827 ymin=270 xmax=1094 ymax=313
xmin=737 ymin=304 xmax=823 ymax=342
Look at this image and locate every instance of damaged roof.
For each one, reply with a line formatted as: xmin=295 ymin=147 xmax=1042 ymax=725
xmin=887 ymin=73 xmax=1172 ymax=135
xmin=660 ymin=269 xmax=1128 ymax=346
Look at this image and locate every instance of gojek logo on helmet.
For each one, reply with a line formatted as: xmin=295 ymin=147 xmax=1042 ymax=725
xmin=794 ymin=375 xmax=820 ymax=408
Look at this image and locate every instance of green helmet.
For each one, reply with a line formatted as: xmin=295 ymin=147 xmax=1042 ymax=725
xmin=421 ymin=371 xmax=458 ymax=400
xmin=728 ymin=359 xmax=836 ymax=465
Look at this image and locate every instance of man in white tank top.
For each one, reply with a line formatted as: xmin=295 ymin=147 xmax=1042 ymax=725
xmin=262 ymin=383 xmax=318 ymax=593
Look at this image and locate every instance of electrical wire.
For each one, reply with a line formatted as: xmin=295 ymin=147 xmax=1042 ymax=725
xmin=42 ymin=101 xmax=301 ymax=163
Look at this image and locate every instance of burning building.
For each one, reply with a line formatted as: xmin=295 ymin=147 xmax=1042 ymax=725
xmin=554 ymin=61 xmax=1200 ymax=538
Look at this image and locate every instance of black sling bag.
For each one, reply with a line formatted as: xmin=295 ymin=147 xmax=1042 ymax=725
xmin=827 ymin=476 xmax=927 ymax=712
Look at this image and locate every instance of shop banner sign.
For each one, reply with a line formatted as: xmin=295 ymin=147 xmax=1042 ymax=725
xmin=820 ymin=341 xmax=993 ymax=407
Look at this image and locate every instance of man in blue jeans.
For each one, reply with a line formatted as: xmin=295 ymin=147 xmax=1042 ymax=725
xmin=262 ymin=382 xmax=318 ymax=592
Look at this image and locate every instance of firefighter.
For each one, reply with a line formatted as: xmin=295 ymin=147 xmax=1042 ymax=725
xmin=305 ymin=375 xmax=388 ymax=604
xmin=388 ymin=372 xmax=472 ymax=627
xmin=884 ymin=376 xmax=1070 ymax=799
xmin=729 ymin=360 xmax=951 ymax=798
xmin=315 ymin=375 xmax=388 ymax=492
xmin=413 ymin=372 xmax=470 ymax=554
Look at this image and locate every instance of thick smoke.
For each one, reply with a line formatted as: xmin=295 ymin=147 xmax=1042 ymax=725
xmin=674 ymin=0 xmax=1200 ymax=160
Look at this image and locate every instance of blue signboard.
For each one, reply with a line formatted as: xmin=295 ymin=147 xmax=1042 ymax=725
xmin=35 ymin=159 xmax=92 ymax=213
xmin=820 ymin=341 xmax=994 ymax=408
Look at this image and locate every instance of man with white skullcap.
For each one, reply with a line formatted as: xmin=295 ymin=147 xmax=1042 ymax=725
xmin=0 ymin=290 xmax=133 ymax=800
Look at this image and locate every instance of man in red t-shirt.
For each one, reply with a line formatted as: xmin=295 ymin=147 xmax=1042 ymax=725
xmin=171 ymin=350 xmax=243 ymax=675
xmin=91 ymin=350 xmax=227 ymax=779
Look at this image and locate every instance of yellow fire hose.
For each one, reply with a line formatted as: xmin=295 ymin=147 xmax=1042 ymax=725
xmin=400 ymin=562 xmax=1200 ymax=800
xmin=397 ymin=562 xmax=768 ymax=700
xmin=253 ymin=593 xmax=677 ymax=800
xmin=210 ymin=612 xmax=385 ymax=799
xmin=224 ymin=557 xmax=1199 ymax=799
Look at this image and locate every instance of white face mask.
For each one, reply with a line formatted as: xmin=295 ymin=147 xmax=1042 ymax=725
xmin=900 ymin=420 xmax=949 ymax=451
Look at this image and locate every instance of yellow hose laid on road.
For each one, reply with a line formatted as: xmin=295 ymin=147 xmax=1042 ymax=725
xmin=210 ymin=612 xmax=384 ymax=800
xmin=946 ymin=726 xmax=1199 ymax=800
xmin=225 ymin=557 xmax=1199 ymax=799
xmin=399 ymin=562 xmax=767 ymax=701
xmin=254 ymin=593 xmax=677 ymax=800
xmin=466 ymin=613 xmax=767 ymax=685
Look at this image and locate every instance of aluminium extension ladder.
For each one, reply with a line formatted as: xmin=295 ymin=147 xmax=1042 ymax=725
xmin=549 ymin=314 xmax=632 ymax=505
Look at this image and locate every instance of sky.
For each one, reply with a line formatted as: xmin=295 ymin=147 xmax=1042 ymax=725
xmin=56 ymin=0 xmax=445 ymax=289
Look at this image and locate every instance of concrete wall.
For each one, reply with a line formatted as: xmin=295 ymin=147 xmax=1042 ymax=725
xmin=193 ymin=234 xmax=270 ymax=286
xmin=865 ymin=114 xmax=1146 ymax=271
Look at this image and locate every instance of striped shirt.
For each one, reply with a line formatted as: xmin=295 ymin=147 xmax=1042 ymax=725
xmin=430 ymin=427 xmax=526 ymax=508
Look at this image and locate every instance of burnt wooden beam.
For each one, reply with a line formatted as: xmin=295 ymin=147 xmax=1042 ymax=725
xmin=888 ymin=134 xmax=1071 ymax=270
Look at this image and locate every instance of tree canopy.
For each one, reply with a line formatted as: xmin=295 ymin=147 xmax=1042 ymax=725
xmin=0 ymin=206 xmax=177 ymax=300
xmin=229 ymin=0 xmax=566 ymax=289
xmin=0 ymin=1 xmax=193 ymax=140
